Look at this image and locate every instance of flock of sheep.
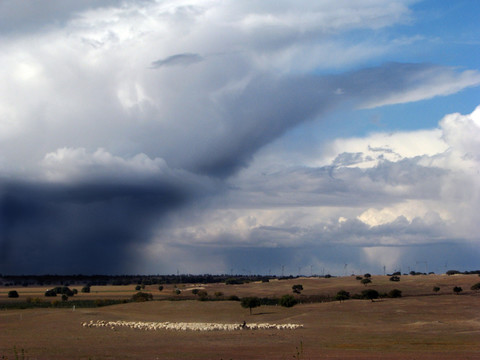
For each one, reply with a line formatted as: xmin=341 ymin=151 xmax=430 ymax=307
xmin=82 ymin=320 xmax=303 ymax=331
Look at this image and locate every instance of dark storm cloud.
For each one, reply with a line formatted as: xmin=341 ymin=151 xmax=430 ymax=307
xmin=0 ymin=176 xmax=211 ymax=274
xmin=0 ymin=0 xmax=125 ymax=34
xmin=176 ymin=63 xmax=468 ymax=178
xmin=150 ymin=53 xmax=204 ymax=68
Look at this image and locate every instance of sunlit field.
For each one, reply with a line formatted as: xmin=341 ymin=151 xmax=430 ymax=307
xmin=1 ymin=274 xmax=479 ymax=359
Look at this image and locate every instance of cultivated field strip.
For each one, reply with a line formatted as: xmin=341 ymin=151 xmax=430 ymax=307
xmin=82 ymin=320 xmax=303 ymax=331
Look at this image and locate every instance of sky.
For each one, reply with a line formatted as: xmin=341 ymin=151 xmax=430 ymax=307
xmin=0 ymin=0 xmax=479 ymax=276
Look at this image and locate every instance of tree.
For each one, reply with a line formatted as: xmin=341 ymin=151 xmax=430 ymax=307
xmin=470 ymin=283 xmax=480 ymax=291
xmin=158 ymin=285 xmax=164 ymax=291
xmin=388 ymin=289 xmax=402 ymax=298
xmin=361 ymin=278 xmax=372 ymax=286
xmin=453 ymin=286 xmax=463 ymax=295
xmin=241 ymin=297 xmax=261 ymax=315
xmin=364 ymin=273 xmax=372 ymax=279
xmin=292 ymin=284 xmax=303 ymax=294
xmin=389 ymin=276 xmax=400 ymax=282
xmin=8 ymin=290 xmax=19 ymax=298
xmin=446 ymin=270 xmax=460 ymax=276
xmin=279 ymin=294 xmax=297 ymax=308
xmin=335 ymin=290 xmax=350 ymax=302
xmin=361 ymin=289 xmax=379 ymax=302
xmin=45 ymin=289 xmax=57 ymax=297
xmin=81 ymin=286 xmax=90 ymax=293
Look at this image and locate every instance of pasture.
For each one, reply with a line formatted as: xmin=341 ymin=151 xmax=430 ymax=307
xmin=1 ymin=274 xmax=479 ymax=359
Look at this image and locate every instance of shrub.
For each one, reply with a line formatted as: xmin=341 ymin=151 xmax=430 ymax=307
xmin=470 ymin=283 xmax=480 ymax=291
xmin=361 ymin=278 xmax=372 ymax=286
xmin=51 ymin=286 xmax=74 ymax=297
xmin=174 ymin=289 xmax=181 ymax=295
xmin=364 ymin=273 xmax=372 ymax=278
xmin=453 ymin=286 xmax=463 ymax=295
xmin=196 ymin=290 xmax=208 ymax=299
xmin=292 ymin=284 xmax=303 ymax=294
xmin=135 ymin=285 xmax=141 ymax=291
xmin=8 ymin=290 xmax=19 ymax=298
xmin=226 ymin=278 xmax=244 ymax=285
xmin=433 ymin=286 xmax=440 ymax=293
xmin=335 ymin=290 xmax=350 ymax=302
xmin=81 ymin=286 xmax=91 ymax=293
xmin=26 ymin=297 xmax=43 ymax=304
xmin=355 ymin=276 xmax=363 ymax=281
xmin=361 ymin=289 xmax=379 ymax=302
xmin=388 ymin=289 xmax=402 ymax=298
xmin=446 ymin=270 xmax=460 ymax=276
xmin=228 ymin=295 xmax=240 ymax=301
xmin=214 ymin=291 xmax=224 ymax=298
xmin=324 ymin=274 xmax=332 ymax=278
xmin=61 ymin=294 xmax=68 ymax=301
xmin=241 ymin=296 xmax=261 ymax=314
xmin=191 ymin=289 xmax=199 ymax=295
xmin=131 ymin=292 xmax=153 ymax=302
xmin=279 ymin=294 xmax=297 ymax=308
xmin=158 ymin=285 xmax=164 ymax=291
xmin=389 ymin=276 xmax=400 ymax=282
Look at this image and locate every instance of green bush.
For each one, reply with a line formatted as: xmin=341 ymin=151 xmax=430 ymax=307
xmin=361 ymin=278 xmax=372 ymax=286
xmin=241 ymin=296 xmax=261 ymax=314
xmin=470 ymin=282 xmax=480 ymax=291
xmin=8 ymin=290 xmax=19 ymax=298
xmin=131 ymin=292 xmax=153 ymax=302
xmin=196 ymin=290 xmax=208 ymax=300
xmin=279 ymin=294 xmax=297 ymax=308
xmin=334 ymin=290 xmax=350 ymax=302
xmin=361 ymin=289 xmax=379 ymax=302
xmin=292 ymin=284 xmax=303 ymax=294
xmin=453 ymin=286 xmax=463 ymax=295
xmin=225 ymin=278 xmax=244 ymax=285
xmin=388 ymin=289 xmax=402 ymax=298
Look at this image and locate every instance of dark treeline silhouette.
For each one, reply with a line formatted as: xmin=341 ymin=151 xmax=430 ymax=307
xmin=0 ymin=274 xmax=278 ymax=287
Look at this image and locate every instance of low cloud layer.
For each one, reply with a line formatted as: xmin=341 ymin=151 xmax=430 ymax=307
xmin=0 ymin=0 xmax=479 ymax=274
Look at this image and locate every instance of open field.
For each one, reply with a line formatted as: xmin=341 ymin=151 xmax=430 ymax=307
xmin=1 ymin=274 xmax=479 ymax=359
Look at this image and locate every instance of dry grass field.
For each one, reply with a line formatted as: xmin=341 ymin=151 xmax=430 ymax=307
xmin=1 ymin=274 xmax=479 ymax=359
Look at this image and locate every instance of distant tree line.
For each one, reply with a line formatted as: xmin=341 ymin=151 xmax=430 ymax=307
xmin=0 ymin=274 xmax=278 ymax=287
